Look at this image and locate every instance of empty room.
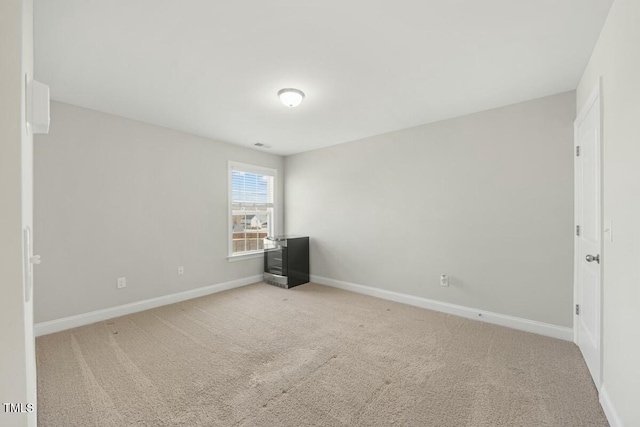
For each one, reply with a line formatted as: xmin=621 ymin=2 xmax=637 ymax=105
xmin=2 ymin=0 xmax=639 ymax=426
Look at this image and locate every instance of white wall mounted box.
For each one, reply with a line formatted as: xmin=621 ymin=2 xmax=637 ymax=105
xmin=26 ymin=74 xmax=50 ymax=134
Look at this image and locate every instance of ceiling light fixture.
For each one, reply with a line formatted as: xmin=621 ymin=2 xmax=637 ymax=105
xmin=278 ymin=88 xmax=305 ymax=108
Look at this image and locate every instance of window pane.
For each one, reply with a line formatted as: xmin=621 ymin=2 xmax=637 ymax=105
xmin=231 ymin=208 xmax=272 ymax=255
xmin=232 ymin=170 xmax=273 ymax=204
xmin=230 ymin=164 xmax=275 ymax=256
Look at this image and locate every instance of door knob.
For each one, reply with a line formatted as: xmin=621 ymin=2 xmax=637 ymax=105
xmin=585 ymin=254 xmax=600 ymax=263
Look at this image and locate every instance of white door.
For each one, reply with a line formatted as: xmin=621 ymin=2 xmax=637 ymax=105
xmin=23 ymin=75 xmax=38 ymax=426
xmin=574 ymin=82 xmax=602 ymax=389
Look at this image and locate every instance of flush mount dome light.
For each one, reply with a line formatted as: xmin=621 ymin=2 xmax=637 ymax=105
xmin=278 ymin=88 xmax=305 ymax=108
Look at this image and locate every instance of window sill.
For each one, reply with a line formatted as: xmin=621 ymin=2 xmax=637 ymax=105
xmin=227 ymin=251 xmax=264 ymax=262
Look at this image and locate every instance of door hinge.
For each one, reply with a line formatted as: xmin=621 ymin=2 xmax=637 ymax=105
xmin=576 ymin=225 xmax=580 ymax=236
xmin=576 ymin=146 xmax=580 ymax=156
xmin=576 ymin=304 xmax=580 ymax=315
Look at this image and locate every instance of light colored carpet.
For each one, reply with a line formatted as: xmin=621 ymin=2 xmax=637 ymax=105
xmin=36 ymin=283 xmax=608 ymax=426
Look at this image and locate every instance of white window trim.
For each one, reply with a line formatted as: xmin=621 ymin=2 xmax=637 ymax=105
xmin=227 ymin=161 xmax=278 ymax=261
xmin=227 ymin=252 xmax=264 ymax=262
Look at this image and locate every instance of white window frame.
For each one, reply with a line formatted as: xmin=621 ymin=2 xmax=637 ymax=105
xmin=227 ymin=161 xmax=277 ymax=261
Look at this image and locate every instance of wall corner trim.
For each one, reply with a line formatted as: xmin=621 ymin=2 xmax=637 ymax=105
xmin=599 ymin=384 xmax=623 ymax=427
xmin=34 ymin=275 xmax=263 ymax=337
xmin=311 ymin=275 xmax=573 ymax=341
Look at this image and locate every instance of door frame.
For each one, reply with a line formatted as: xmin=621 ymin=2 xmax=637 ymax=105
xmin=573 ymin=77 xmax=604 ymax=390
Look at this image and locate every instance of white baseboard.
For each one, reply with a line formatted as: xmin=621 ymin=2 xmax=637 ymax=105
xmin=35 ymin=275 xmax=262 ymax=337
xmin=600 ymin=384 xmax=623 ymax=427
xmin=311 ymin=275 xmax=573 ymax=341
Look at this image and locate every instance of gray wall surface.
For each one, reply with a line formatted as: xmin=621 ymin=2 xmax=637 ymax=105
xmin=285 ymin=92 xmax=576 ymax=327
xmin=34 ymin=102 xmax=284 ymax=323
xmin=577 ymin=0 xmax=640 ymax=424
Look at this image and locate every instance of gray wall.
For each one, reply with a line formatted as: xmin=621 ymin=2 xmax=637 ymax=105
xmin=285 ymin=92 xmax=575 ymax=327
xmin=577 ymin=0 xmax=640 ymax=424
xmin=34 ymin=102 xmax=284 ymax=323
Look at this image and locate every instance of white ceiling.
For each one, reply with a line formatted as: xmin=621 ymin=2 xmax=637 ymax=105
xmin=35 ymin=0 xmax=612 ymax=156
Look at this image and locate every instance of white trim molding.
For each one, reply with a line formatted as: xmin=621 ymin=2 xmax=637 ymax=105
xmin=311 ymin=275 xmax=573 ymax=341
xmin=599 ymin=384 xmax=623 ymax=427
xmin=227 ymin=252 xmax=264 ymax=262
xmin=35 ymin=275 xmax=262 ymax=337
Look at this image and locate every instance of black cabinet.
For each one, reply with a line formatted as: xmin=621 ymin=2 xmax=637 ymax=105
xmin=263 ymin=236 xmax=309 ymax=289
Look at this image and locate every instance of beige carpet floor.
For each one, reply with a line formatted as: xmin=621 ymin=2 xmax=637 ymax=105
xmin=36 ymin=283 xmax=608 ymax=426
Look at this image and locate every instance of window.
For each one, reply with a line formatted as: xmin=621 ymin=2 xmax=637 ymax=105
xmin=228 ymin=162 xmax=276 ymax=258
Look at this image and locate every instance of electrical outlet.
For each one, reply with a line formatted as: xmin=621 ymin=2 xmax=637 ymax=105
xmin=440 ymin=274 xmax=449 ymax=287
xmin=117 ymin=277 xmax=127 ymax=289
xmin=177 ymin=266 xmax=184 ymax=276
